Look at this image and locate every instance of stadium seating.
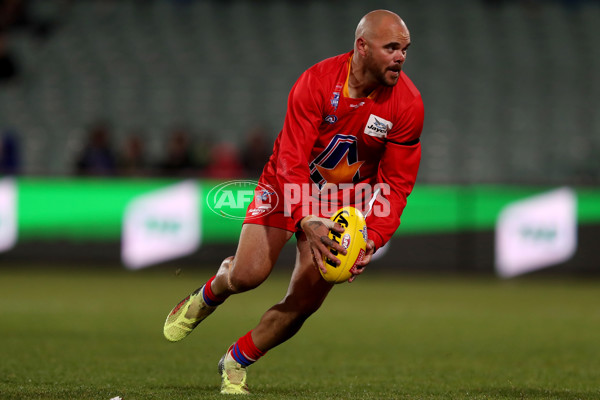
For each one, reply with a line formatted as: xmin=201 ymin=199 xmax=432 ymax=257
xmin=0 ymin=0 xmax=598 ymax=183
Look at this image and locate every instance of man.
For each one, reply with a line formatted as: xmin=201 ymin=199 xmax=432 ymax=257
xmin=163 ymin=9 xmax=423 ymax=395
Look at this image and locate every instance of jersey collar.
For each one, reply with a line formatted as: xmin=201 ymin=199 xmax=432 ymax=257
xmin=343 ymin=53 xmax=379 ymax=100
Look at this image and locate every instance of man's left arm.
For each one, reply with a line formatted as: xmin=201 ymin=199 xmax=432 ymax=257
xmin=366 ymin=137 xmax=421 ymax=251
xmin=349 ymin=138 xmax=421 ymax=281
xmin=364 ymin=96 xmax=425 ymax=254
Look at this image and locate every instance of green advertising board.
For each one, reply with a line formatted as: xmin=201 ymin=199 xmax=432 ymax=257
xmin=11 ymin=178 xmax=600 ymax=243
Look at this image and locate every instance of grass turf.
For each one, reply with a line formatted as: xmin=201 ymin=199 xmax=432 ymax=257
xmin=1 ymin=266 xmax=599 ymax=399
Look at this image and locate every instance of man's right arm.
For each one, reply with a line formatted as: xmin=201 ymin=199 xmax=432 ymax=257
xmin=274 ymin=70 xmax=324 ymax=226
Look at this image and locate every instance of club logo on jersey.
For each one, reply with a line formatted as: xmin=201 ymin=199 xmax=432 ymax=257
xmin=324 ymin=115 xmax=338 ymax=124
xmin=309 ymin=134 xmax=364 ymax=186
xmin=330 ymin=92 xmax=340 ymax=110
xmin=364 ymin=114 xmax=393 ymax=138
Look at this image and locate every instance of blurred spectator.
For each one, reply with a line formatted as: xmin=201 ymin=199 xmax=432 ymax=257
xmin=158 ymin=127 xmax=196 ymax=176
xmin=0 ymin=128 xmax=20 ymax=175
xmin=1 ymin=0 xmax=56 ymax=41
xmin=119 ymin=132 xmax=147 ymax=177
xmin=0 ymin=0 xmax=61 ymax=86
xmin=241 ymin=125 xmax=272 ymax=178
xmin=191 ymin=133 xmax=214 ymax=172
xmin=169 ymin=0 xmax=195 ymax=5
xmin=0 ymin=31 xmax=18 ymax=82
xmin=74 ymin=122 xmax=117 ymax=176
xmin=205 ymin=141 xmax=244 ymax=179
xmin=0 ymin=0 xmax=59 ymax=83
xmin=0 ymin=0 xmax=23 ymax=29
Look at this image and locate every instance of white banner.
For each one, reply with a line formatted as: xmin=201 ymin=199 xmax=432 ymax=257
xmin=495 ymin=187 xmax=577 ymax=278
xmin=0 ymin=178 xmax=17 ymax=253
xmin=122 ymin=181 xmax=200 ymax=269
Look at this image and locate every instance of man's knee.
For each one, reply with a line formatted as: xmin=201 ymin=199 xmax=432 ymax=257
xmin=226 ymin=257 xmax=271 ymax=294
xmin=282 ymin=292 xmax=325 ymax=321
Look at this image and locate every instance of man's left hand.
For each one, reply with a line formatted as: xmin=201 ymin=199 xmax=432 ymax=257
xmin=348 ymin=239 xmax=375 ymax=283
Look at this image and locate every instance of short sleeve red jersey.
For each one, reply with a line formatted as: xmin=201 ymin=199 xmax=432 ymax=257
xmin=259 ymin=51 xmax=424 ymax=250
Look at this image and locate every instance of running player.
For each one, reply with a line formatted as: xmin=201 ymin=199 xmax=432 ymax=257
xmin=164 ymin=9 xmax=424 ymax=394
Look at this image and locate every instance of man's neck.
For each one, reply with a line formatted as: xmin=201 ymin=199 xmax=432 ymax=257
xmin=348 ymin=57 xmax=378 ymax=99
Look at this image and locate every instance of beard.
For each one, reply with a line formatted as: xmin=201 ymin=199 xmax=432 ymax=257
xmin=379 ymin=65 xmax=401 ymax=87
xmin=365 ymin=53 xmax=401 ymax=87
xmin=380 ymin=70 xmax=400 ymax=86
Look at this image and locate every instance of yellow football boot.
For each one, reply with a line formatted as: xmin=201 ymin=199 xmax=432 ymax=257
xmin=218 ymin=348 xmax=250 ymax=395
xmin=163 ymin=286 xmax=217 ymax=342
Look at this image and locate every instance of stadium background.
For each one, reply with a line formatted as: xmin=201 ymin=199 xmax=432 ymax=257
xmin=1 ymin=0 xmax=598 ymax=274
xmin=1 ymin=1 xmax=600 ymax=399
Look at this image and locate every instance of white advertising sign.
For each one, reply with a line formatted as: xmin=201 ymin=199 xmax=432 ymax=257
xmin=122 ymin=181 xmax=200 ymax=269
xmin=495 ymin=187 xmax=577 ymax=278
xmin=0 ymin=178 xmax=17 ymax=253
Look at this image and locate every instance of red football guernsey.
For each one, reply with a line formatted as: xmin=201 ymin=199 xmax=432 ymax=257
xmin=258 ymin=50 xmax=424 ymax=250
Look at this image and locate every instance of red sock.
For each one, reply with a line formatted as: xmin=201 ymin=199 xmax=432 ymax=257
xmin=230 ymin=330 xmax=267 ymax=367
xmin=202 ymin=276 xmax=227 ymax=306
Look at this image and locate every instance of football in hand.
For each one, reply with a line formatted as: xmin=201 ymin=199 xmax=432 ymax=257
xmin=321 ymin=206 xmax=368 ymax=284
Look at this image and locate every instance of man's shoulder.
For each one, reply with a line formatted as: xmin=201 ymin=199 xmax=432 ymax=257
xmin=393 ymin=71 xmax=422 ymax=103
xmin=376 ymin=71 xmax=423 ymax=118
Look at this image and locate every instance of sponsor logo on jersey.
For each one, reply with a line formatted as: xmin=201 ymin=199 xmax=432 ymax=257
xmin=364 ymin=114 xmax=393 ymax=138
xmin=248 ymin=206 xmax=271 ymax=216
xmin=350 ymin=101 xmax=365 ymax=109
xmin=248 ymin=189 xmax=275 ymax=216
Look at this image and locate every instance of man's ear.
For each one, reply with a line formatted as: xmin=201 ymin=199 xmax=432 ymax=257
xmin=356 ymin=37 xmax=368 ymax=56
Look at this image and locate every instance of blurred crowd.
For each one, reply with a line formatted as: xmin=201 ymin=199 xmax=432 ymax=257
xmin=1 ymin=0 xmax=58 ymax=84
xmin=1 ymin=0 xmax=274 ymax=179
xmin=73 ymin=122 xmax=273 ymax=179
xmin=0 ymin=0 xmax=276 ymax=179
xmin=1 ymin=122 xmax=273 ymax=179
xmin=1 ymin=0 xmax=596 ymax=182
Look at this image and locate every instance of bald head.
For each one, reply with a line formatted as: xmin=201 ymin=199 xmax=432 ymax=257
xmin=355 ymin=10 xmax=408 ymax=44
xmin=350 ymin=10 xmax=411 ymax=92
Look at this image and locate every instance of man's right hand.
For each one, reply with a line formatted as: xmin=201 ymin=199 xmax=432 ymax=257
xmin=300 ymin=215 xmax=347 ymax=274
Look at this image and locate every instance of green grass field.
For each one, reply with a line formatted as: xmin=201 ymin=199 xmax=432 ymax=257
xmin=1 ymin=266 xmax=599 ymax=400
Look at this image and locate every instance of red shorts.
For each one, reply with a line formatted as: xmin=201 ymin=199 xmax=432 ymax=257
xmin=243 ymin=174 xmax=376 ymax=232
xmin=243 ymin=175 xmax=297 ymax=232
